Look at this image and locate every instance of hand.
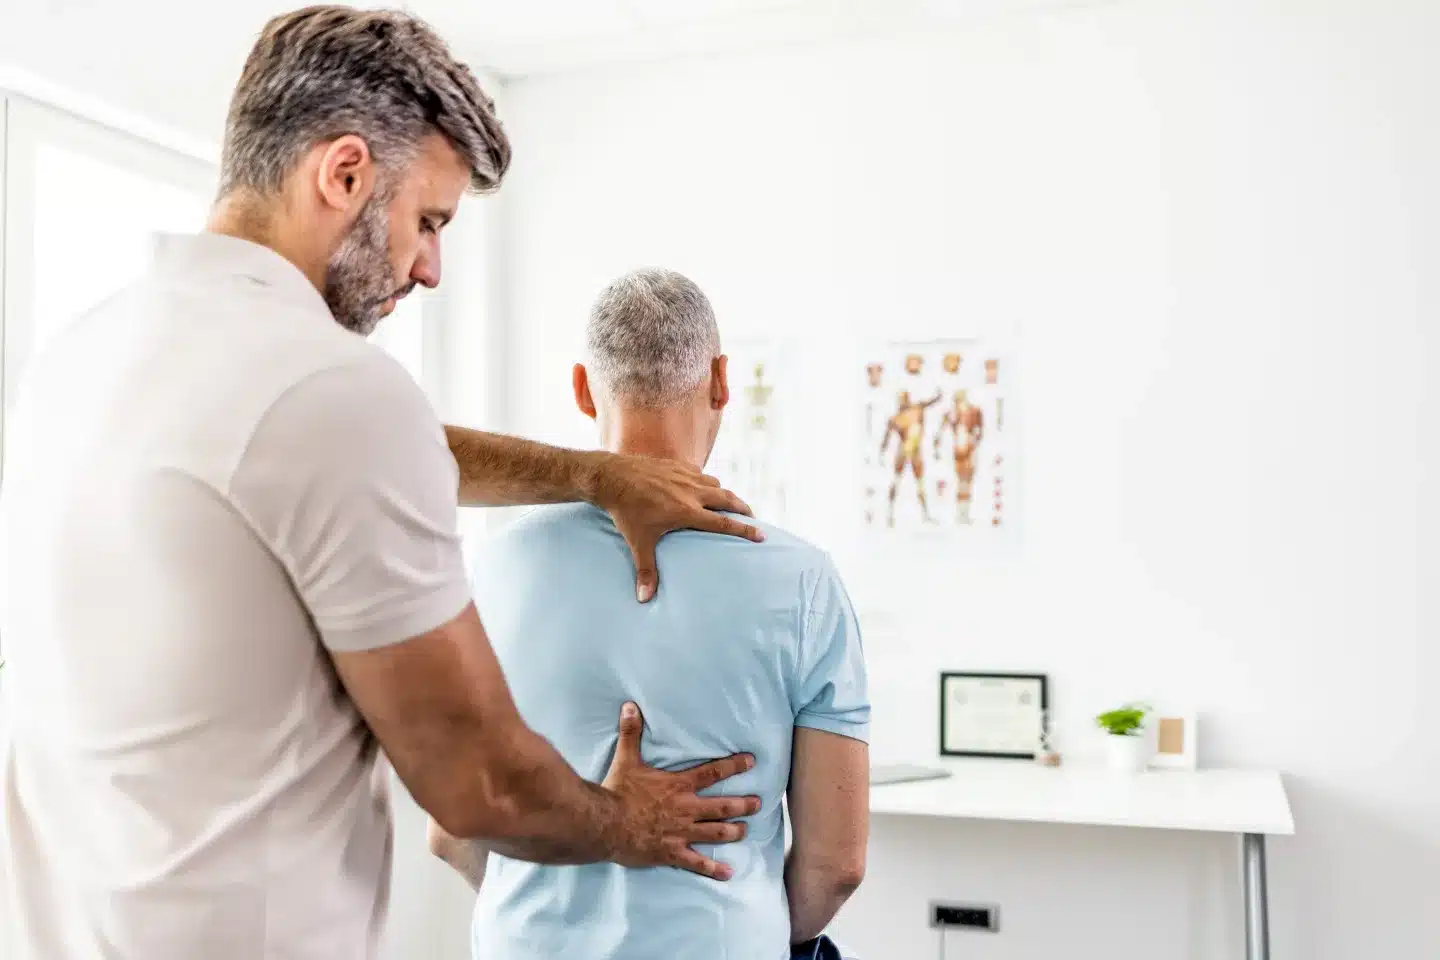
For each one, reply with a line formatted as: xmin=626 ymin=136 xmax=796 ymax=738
xmin=591 ymin=453 xmax=763 ymax=602
xmin=601 ymin=702 xmax=761 ymax=880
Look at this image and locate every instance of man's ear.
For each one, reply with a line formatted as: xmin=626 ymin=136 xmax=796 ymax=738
xmin=315 ymin=134 xmax=375 ymax=216
xmin=574 ymin=363 xmax=598 ymax=420
xmin=711 ymin=355 xmax=729 ymax=411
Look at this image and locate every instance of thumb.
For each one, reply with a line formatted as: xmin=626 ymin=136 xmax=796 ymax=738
xmin=626 ymin=533 xmax=660 ymax=603
xmin=611 ymin=701 xmax=644 ymax=771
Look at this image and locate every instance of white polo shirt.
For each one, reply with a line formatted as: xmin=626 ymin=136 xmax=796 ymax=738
xmin=0 ymin=233 xmax=472 ymax=959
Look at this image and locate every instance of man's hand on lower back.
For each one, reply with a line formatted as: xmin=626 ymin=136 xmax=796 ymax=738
xmin=590 ymin=452 xmax=764 ymax=601
xmin=600 ymin=702 xmax=760 ymax=880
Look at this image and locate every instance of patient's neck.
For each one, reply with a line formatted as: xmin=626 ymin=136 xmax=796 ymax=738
xmin=605 ymin=408 xmax=707 ymax=471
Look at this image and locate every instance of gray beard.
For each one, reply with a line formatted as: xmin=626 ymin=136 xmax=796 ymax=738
xmin=324 ymin=194 xmax=396 ymax=337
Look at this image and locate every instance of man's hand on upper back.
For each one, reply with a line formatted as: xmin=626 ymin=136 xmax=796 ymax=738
xmin=589 ymin=452 xmax=763 ymax=601
xmin=437 ymin=427 xmax=763 ymax=600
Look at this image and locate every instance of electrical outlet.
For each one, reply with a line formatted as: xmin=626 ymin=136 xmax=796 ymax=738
xmin=930 ymin=901 xmax=1000 ymax=932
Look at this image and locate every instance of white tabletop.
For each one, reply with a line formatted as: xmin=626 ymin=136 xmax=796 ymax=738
xmin=870 ymin=759 xmax=1295 ymax=835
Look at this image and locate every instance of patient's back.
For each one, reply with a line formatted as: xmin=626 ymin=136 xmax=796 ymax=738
xmin=469 ymin=503 xmax=868 ymax=960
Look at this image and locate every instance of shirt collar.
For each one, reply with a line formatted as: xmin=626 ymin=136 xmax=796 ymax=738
xmin=151 ymin=232 xmax=333 ymax=322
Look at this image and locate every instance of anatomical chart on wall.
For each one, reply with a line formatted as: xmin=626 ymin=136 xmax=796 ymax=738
xmin=862 ymin=340 xmax=1013 ymax=532
xmin=709 ymin=340 xmax=793 ymax=525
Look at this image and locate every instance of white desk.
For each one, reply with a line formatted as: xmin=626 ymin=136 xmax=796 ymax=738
xmin=870 ymin=760 xmax=1294 ymax=959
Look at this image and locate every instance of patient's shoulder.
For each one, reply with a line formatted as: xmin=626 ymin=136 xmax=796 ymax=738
xmin=681 ymin=518 xmax=843 ymax=602
xmin=742 ymin=519 xmax=829 ymax=566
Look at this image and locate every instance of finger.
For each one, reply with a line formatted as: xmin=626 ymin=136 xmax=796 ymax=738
xmin=700 ymin=486 xmax=754 ymax=518
xmin=669 ymin=846 xmax=734 ymax=882
xmin=690 ymin=510 xmax=764 ymax=544
xmin=689 ymin=795 xmax=763 ymax=821
xmin=624 ymin=533 xmax=660 ymax=603
xmin=611 ymin=702 xmax=645 ymax=768
xmin=695 ymin=472 xmax=723 ymax=488
xmin=685 ymin=821 xmax=747 ymax=845
xmin=684 ymin=753 xmax=755 ymax=790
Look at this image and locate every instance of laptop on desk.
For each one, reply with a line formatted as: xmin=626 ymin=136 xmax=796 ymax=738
xmin=869 ymin=763 xmax=953 ymax=786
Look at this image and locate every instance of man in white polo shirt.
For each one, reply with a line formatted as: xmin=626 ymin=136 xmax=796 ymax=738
xmin=0 ymin=8 xmax=762 ymax=959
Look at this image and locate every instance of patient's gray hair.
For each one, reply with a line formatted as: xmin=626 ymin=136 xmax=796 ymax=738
xmin=586 ymin=269 xmax=721 ymax=408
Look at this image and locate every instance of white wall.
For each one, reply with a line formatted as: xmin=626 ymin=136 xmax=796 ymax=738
xmin=0 ymin=3 xmax=248 ymax=148
xmin=489 ymin=0 xmax=1440 ymax=957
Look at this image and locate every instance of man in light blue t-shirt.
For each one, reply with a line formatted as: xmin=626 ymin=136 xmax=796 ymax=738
xmin=429 ymin=268 xmax=870 ymax=960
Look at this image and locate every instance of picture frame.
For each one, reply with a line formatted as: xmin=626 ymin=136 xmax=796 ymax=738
xmin=939 ymin=672 xmax=1048 ymax=760
xmin=1148 ymin=709 xmax=1198 ymax=770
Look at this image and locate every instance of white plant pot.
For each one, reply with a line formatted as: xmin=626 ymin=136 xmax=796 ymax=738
xmin=1105 ymin=733 xmax=1150 ymax=773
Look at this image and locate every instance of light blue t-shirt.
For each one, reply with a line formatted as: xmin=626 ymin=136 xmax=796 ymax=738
xmin=468 ymin=503 xmax=869 ymax=960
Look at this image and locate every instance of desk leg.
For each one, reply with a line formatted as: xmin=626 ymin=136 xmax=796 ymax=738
xmin=1242 ymin=833 xmax=1270 ymax=960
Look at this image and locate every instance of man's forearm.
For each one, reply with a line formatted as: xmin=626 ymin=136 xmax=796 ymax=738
xmin=784 ymin=854 xmax=862 ymax=944
xmin=445 ymin=426 xmax=605 ymax=507
xmin=452 ymin=723 xmax=624 ymax=865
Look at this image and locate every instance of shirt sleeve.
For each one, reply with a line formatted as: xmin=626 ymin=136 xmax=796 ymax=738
xmin=792 ymin=555 xmax=871 ymax=742
xmin=229 ymin=351 xmax=472 ymax=652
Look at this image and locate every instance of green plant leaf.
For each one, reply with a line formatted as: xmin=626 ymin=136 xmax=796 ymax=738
xmin=1094 ymin=702 xmax=1150 ymax=736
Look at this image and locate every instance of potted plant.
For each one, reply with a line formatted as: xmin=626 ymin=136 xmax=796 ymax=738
xmin=1095 ymin=703 xmax=1151 ymax=773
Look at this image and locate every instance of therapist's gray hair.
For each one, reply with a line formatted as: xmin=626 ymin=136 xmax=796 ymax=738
xmin=586 ymin=269 xmax=721 ymax=408
xmin=219 ymin=6 xmax=510 ymax=197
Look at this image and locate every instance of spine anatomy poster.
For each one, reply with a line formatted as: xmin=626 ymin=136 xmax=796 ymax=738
xmin=708 ymin=340 xmax=792 ymax=526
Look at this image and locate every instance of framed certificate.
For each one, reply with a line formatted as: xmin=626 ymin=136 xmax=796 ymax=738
xmin=939 ymin=672 xmax=1048 ymax=759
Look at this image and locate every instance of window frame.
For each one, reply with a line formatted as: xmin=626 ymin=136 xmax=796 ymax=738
xmin=371 ymin=290 xmax=439 ymax=400
xmin=0 ymin=94 xmax=216 ymax=474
